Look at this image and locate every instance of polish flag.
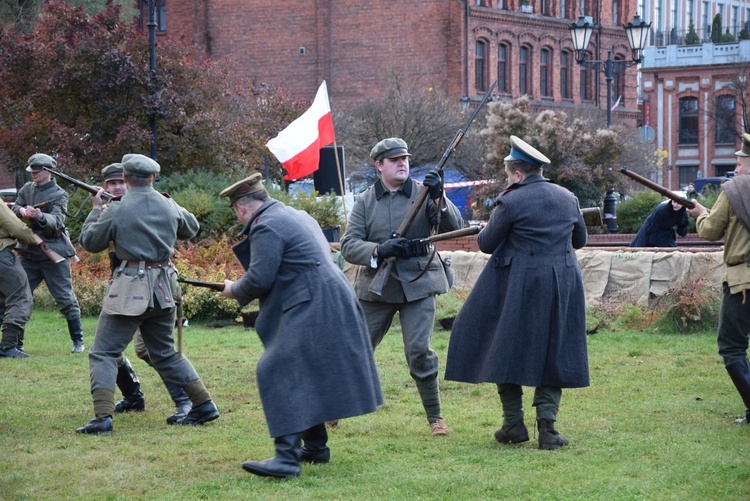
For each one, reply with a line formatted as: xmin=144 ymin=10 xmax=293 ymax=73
xmin=610 ymin=95 xmax=622 ymax=112
xmin=267 ymin=81 xmax=336 ymax=181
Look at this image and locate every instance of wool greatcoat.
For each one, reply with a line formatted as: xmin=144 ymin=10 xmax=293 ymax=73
xmin=445 ymin=174 xmax=590 ymax=388
xmin=629 ymin=201 xmax=689 ymax=247
xmin=230 ymin=199 xmax=383 ymax=438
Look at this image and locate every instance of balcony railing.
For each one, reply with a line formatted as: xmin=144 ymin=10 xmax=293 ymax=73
xmin=651 ymin=23 xmax=749 ymax=47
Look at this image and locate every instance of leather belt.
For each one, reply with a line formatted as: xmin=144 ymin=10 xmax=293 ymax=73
xmin=124 ymin=260 xmax=170 ymax=268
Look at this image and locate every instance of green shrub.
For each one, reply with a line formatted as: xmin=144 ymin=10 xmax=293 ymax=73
xmin=615 ymin=190 xmax=663 ymax=233
xmin=654 ymin=271 xmax=721 ymax=333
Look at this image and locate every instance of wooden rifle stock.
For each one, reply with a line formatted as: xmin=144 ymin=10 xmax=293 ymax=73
xmin=619 ymin=168 xmax=695 ymax=209
xmin=368 ymin=83 xmax=497 ymax=296
xmin=42 ymin=166 xmax=114 ymax=201
xmin=38 ymin=241 xmax=66 ymax=264
xmin=177 ymin=278 xmax=226 ymax=292
xmin=6 ymin=201 xmax=52 ymax=209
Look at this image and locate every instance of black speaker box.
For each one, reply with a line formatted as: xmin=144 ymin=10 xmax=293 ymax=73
xmin=314 ymin=146 xmax=345 ymax=195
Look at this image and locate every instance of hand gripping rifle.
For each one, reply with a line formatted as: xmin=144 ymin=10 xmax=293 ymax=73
xmin=619 ymin=168 xmax=695 ymax=209
xmin=42 ymin=166 xmax=114 ymax=201
xmin=368 ymin=82 xmax=497 ymax=296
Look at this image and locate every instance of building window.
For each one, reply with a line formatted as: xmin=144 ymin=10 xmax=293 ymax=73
xmin=679 ymin=165 xmax=699 ymax=187
xmin=519 ymin=46 xmax=529 ymax=95
xmin=715 ymin=95 xmax=736 ymax=144
xmin=560 ymin=0 xmax=566 ymax=18
xmin=580 ymin=65 xmax=590 ymax=100
xmin=560 ymin=51 xmax=571 ymax=99
xmin=498 ymin=44 xmax=509 ymax=93
xmin=679 ymin=97 xmax=699 ymax=145
xmin=612 ymin=0 xmax=619 ymax=25
xmin=613 ymin=58 xmax=625 ymax=106
xmin=475 ymin=40 xmax=488 ymax=91
xmin=540 ymin=0 xmax=550 ymax=15
xmin=540 ymin=49 xmax=552 ymax=98
xmin=139 ymin=0 xmax=166 ymax=31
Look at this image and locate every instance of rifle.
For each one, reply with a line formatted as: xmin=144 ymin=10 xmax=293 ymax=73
xmin=425 ymin=225 xmax=481 ymax=244
xmin=368 ymin=81 xmax=498 ymax=296
xmin=38 ymin=241 xmax=66 ymax=264
xmin=619 ymin=168 xmax=695 ymax=209
xmin=42 ymin=166 xmax=114 ymax=201
xmin=6 ymin=200 xmax=53 ymax=209
xmin=177 ymin=278 xmax=226 ymax=292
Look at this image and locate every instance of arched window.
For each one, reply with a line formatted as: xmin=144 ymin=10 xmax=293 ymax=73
xmin=560 ymin=51 xmax=572 ymax=99
xmin=475 ymin=40 xmax=488 ymax=91
xmin=679 ymin=97 xmax=699 ymax=144
xmin=715 ymin=95 xmax=736 ymax=143
xmin=540 ymin=49 xmax=552 ymax=98
xmin=579 ymin=64 xmax=591 ymax=101
xmin=519 ymin=46 xmax=529 ymax=95
xmin=498 ymin=43 xmax=510 ymax=93
xmin=612 ymin=57 xmax=626 ymax=106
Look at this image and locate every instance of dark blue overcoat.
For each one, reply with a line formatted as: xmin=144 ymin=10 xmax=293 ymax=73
xmin=629 ymin=201 xmax=689 ymax=247
xmin=445 ymin=175 xmax=590 ymax=388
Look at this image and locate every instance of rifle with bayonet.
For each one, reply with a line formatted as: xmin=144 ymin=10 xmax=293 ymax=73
xmin=177 ymin=278 xmax=226 ymax=292
xmin=619 ymin=168 xmax=695 ymax=209
xmin=367 ymin=81 xmax=498 ymax=296
xmin=42 ymin=166 xmax=114 ymax=201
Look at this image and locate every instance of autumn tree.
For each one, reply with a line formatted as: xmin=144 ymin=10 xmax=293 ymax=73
xmin=0 ymin=1 xmax=306 ymax=183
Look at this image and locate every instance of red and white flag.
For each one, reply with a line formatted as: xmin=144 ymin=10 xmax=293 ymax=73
xmin=267 ymin=81 xmax=335 ymax=181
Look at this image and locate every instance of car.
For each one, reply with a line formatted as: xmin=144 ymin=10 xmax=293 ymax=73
xmin=692 ymin=173 xmax=735 ymax=194
xmin=0 ymin=187 xmax=17 ymax=203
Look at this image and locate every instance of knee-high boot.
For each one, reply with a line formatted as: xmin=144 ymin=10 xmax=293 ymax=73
xmin=725 ymin=359 xmax=750 ymax=424
xmin=115 ymin=357 xmax=145 ymax=412
xmin=242 ymin=434 xmax=302 ymax=479
xmin=67 ymin=317 xmax=84 ymax=353
xmin=165 ymin=382 xmax=192 ymax=424
xmin=301 ymin=424 xmax=330 ymax=463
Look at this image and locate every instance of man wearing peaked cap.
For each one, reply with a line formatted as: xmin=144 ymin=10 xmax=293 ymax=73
xmin=341 ymin=137 xmax=465 ymax=437
xmin=446 ymin=135 xmax=589 ymax=450
xmin=217 ymin=173 xmax=382 ymax=478
xmin=12 ymin=153 xmax=83 ymax=355
xmin=687 ymin=131 xmax=750 ymax=425
xmin=76 ymin=154 xmax=219 ymax=435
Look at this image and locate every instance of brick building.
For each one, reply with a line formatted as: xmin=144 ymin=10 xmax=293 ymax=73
xmin=143 ymin=0 xmax=640 ymax=119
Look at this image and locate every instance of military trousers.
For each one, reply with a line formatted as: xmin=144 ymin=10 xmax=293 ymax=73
xmin=21 ymin=257 xmax=81 ymax=320
xmin=717 ymin=283 xmax=750 ymax=366
xmin=0 ymin=248 xmax=33 ymax=330
xmin=89 ymin=305 xmax=200 ymax=395
xmin=361 ymin=295 xmax=439 ymax=382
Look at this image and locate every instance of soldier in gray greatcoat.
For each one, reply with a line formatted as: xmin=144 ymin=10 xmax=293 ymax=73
xmin=340 ymin=137 xmax=464 ymax=437
xmin=218 ymin=173 xmax=382 ymax=479
xmin=445 ymin=136 xmax=589 ymax=450
xmin=12 ymin=153 xmax=84 ymax=353
xmin=75 ymin=154 xmax=219 ymax=435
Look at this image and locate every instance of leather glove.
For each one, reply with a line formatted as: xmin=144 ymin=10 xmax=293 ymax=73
xmin=423 ymin=170 xmax=443 ymax=200
xmin=377 ymin=237 xmax=410 ymax=259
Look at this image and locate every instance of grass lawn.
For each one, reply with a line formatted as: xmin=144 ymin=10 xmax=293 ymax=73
xmin=1 ymin=310 xmax=748 ymax=500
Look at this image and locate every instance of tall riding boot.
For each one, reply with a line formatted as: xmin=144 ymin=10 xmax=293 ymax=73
xmin=242 ymin=434 xmax=302 ymax=478
xmin=165 ymin=382 xmax=193 ymax=425
xmin=537 ymin=419 xmax=569 ymax=450
xmin=300 ymin=423 xmax=330 ymax=463
xmin=67 ymin=317 xmax=84 ymax=353
xmin=115 ymin=357 xmax=145 ymax=412
xmin=725 ymin=359 xmax=750 ymax=424
xmin=0 ymin=325 xmax=29 ymax=358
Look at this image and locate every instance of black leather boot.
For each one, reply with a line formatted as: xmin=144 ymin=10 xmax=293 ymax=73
xmin=1 ymin=325 xmax=29 ymax=358
xmin=67 ymin=317 xmax=84 ymax=353
xmin=76 ymin=416 xmax=113 ymax=435
xmin=494 ymin=421 xmax=530 ymax=444
xmin=725 ymin=359 xmax=750 ymax=424
xmin=301 ymin=423 xmax=330 ymax=463
xmin=165 ymin=383 xmax=193 ymax=425
xmin=242 ymin=434 xmax=302 ymax=478
xmin=537 ymin=419 xmax=569 ymax=450
xmin=115 ymin=358 xmax=145 ymax=412
xmin=177 ymin=400 xmax=219 ymax=425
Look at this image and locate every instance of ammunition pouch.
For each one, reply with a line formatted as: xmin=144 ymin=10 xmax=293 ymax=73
xmin=400 ymin=238 xmax=432 ymax=259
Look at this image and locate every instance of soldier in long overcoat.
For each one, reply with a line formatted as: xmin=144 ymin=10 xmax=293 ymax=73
xmin=445 ymin=136 xmax=589 ymax=450
xmin=219 ymin=174 xmax=383 ymax=479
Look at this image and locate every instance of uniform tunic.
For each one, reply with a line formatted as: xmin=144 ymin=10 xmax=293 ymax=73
xmin=231 ymin=199 xmax=383 ymax=438
xmin=445 ymin=175 xmax=590 ymax=388
xmin=0 ymin=203 xmax=38 ymax=331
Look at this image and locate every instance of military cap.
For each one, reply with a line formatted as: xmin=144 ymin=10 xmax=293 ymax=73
xmin=370 ymin=137 xmax=412 ymax=162
xmin=122 ymin=154 xmax=160 ymax=175
xmin=503 ymin=135 xmax=551 ymax=169
xmin=219 ymin=173 xmax=265 ymax=206
xmin=26 ymin=153 xmax=57 ymax=172
xmin=101 ymin=163 xmax=124 ymax=182
xmin=735 ymin=132 xmax=750 ymax=157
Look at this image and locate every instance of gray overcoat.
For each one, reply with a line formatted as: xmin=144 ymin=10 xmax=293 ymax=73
xmin=445 ymin=175 xmax=590 ymax=388
xmin=231 ymin=199 xmax=383 ymax=438
xmin=13 ymin=179 xmax=76 ymax=259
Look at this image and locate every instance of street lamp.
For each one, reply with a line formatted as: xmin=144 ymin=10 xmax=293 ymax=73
xmin=569 ymin=13 xmax=651 ymax=233
xmin=147 ymin=0 xmax=158 ymax=160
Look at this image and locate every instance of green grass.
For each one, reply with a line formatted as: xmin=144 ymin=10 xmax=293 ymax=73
xmin=1 ymin=311 xmax=749 ymax=500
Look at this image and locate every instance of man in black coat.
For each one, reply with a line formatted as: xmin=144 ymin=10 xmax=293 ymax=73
xmin=445 ymin=136 xmax=589 ymax=450
xmin=629 ymin=200 xmax=689 ymax=247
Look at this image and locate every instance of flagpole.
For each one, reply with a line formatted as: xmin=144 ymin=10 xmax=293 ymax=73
xmin=331 ymin=140 xmax=348 ymax=221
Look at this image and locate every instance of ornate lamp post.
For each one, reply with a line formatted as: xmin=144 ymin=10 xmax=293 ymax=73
xmin=569 ymin=14 xmax=651 ymax=232
xmin=147 ymin=0 xmax=158 ymax=160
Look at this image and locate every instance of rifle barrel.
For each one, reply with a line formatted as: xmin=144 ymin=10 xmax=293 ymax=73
xmin=42 ymin=166 xmax=113 ymax=201
xmin=619 ymin=168 xmax=695 ymax=209
xmin=177 ymin=278 xmax=225 ymax=292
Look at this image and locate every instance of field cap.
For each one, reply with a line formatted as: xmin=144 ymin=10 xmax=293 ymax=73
xmin=735 ymin=132 xmax=750 ymax=157
xmin=220 ymin=172 xmax=265 ymax=207
xmin=503 ymin=135 xmax=551 ymax=169
xmin=101 ymin=163 xmax=124 ymax=182
xmin=370 ymin=138 xmax=411 ymax=162
xmin=27 ymin=153 xmax=57 ymax=172
xmin=122 ymin=154 xmax=160 ymax=175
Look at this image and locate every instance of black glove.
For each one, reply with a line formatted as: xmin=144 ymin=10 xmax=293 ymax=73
xmin=377 ymin=237 xmax=410 ymax=259
xmin=423 ymin=170 xmax=443 ymax=200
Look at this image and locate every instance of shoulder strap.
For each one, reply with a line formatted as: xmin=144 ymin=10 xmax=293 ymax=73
xmin=723 ymin=177 xmax=750 ymax=235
